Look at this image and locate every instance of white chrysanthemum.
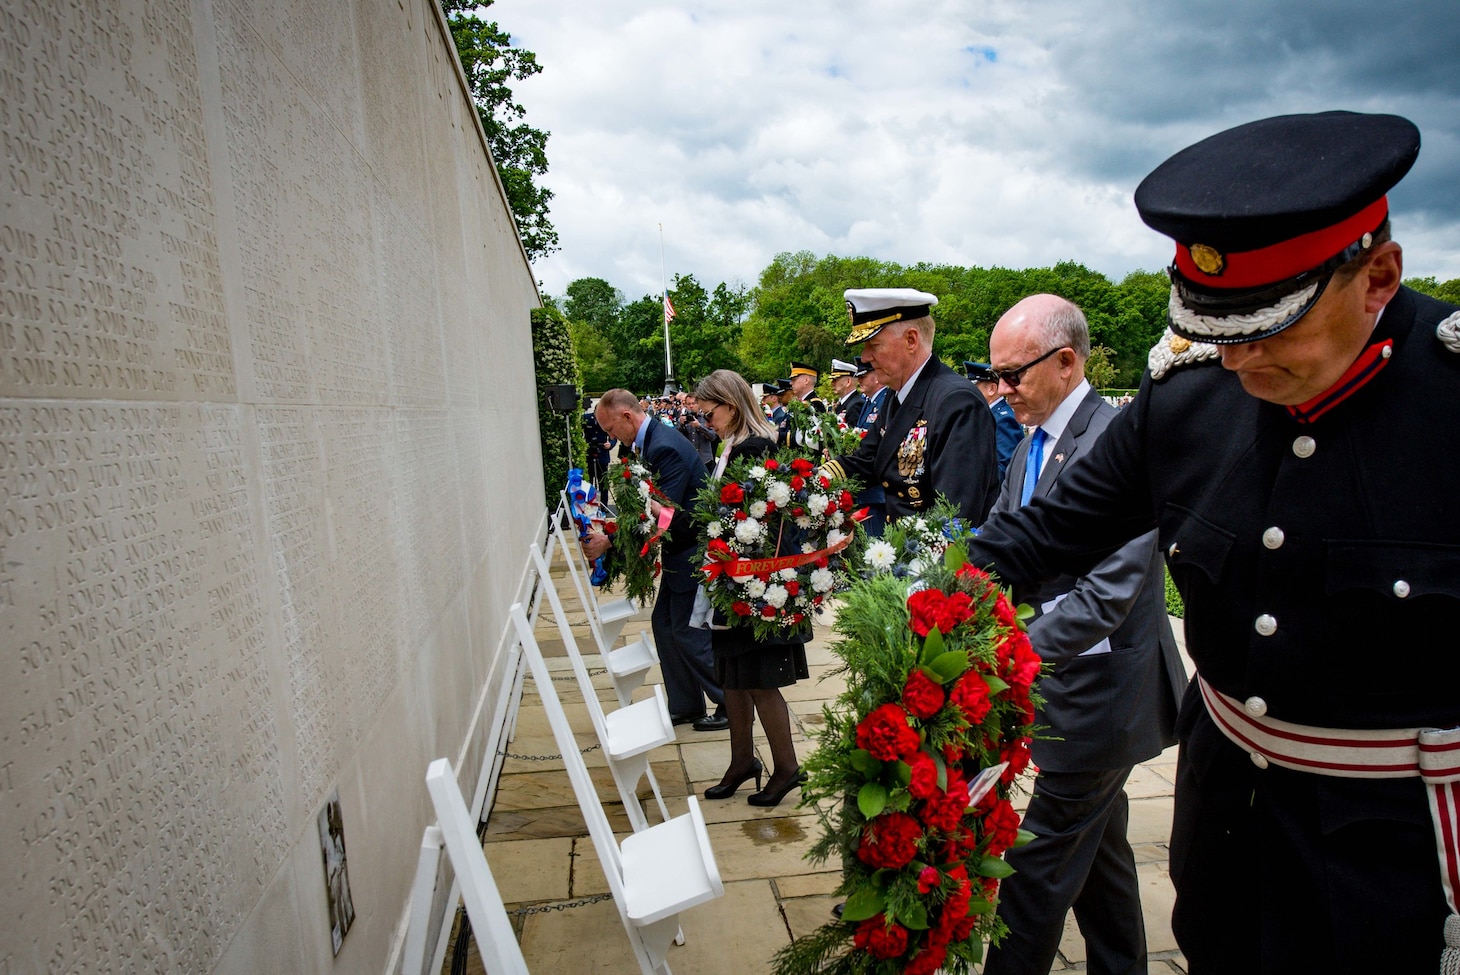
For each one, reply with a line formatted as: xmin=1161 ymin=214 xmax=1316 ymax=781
xmin=638 ymin=480 xmax=651 ymax=500
xmin=636 ymin=520 xmax=652 ymax=535
xmin=764 ymin=584 xmax=788 ymax=609
xmin=912 ymin=518 xmax=928 ymax=533
xmin=807 ymin=493 xmax=829 ymax=516
xmin=801 ymin=541 xmax=816 ymax=554
xmin=865 ymin=540 xmax=897 ymax=571
xmin=749 ymin=500 xmax=767 ymax=519
xmin=766 ymin=481 xmax=792 ymax=507
xmin=830 ymin=511 xmax=845 ymax=527
xmin=827 ymin=528 xmax=846 ymax=547
xmin=746 ymin=578 xmax=767 ymax=599
xmin=631 ymin=464 xmax=649 ymax=477
xmin=778 ymin=568 xmax=798 ymax=582
xmin=706 ymin=521 xmax=724 ymax=538
xmin=795 ymin=516 xmax=812 ymax=529
xmin=734 ymin=518 xmax=762 ymax=544
xmin=810 ymin=567 xmax=835 ymax=593
xmin=749 ymin=465 xmax=767 ymax=481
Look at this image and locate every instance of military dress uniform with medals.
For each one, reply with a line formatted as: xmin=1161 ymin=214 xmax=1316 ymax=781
xmin=964 ymin=112 xmax=1460 ymax=973
xmin=824 ymin=290 xmax=1001 ymax=523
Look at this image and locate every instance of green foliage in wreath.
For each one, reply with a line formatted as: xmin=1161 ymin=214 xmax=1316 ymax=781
xmin=598 ymin=458 xmax=663 ymax=603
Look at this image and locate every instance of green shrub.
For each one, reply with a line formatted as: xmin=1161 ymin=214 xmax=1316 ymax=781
xmin=1164 ymin=566 xmax=1185 ymax=619
xmin=531 ymin=306 xmax=587 ymax=507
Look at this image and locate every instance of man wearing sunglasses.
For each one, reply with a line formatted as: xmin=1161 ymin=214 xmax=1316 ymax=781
xmin=822 ymin=288 xmax=1000 ymax=522
xmin=982 ymin=294 xmax=1184 ymax=975
xmin=965 ymin=112 xmax=1460 ymax=972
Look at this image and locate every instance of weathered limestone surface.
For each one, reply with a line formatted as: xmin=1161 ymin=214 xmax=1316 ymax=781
xmin=0 ymin=1 xmax=542 ymax=972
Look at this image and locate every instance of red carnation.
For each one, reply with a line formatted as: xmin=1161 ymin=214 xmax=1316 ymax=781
xmin=707 ymin=538 xmax=731 ymax=555
xmin=955 ymin=561 xmax=991 ymax=585
xmin=950 ymin=673 xmax=992 ymax=725
xmin=905 ymin=945 xmax=948 ymax=975
xmin=784 ymin=580 xmax=800 ymax=596
xmin=761 ymin=605 xmax=777 ymax=618
xmin=1001 ymin=629 xmax=1041 ymax=691
xmin=764 ymin=500 xmax=777 ymax=512
xmin=621 ymin=468 xmax=632 ymax=480
xmin=857 ymin=812 xmax=922 ymax=869
xmin=791 ymin=457 xmax=814 ymax=475
xmin=732 ymin=601 xmax=753 ymax=616
xmin=604 ymin=520 xmax=618 ymax=534
xmin=791 ymin=612 xmax=805 ymax=624
xmin=992 ymin=591 xmax=1018 ymax=627
xmin=923 ymin=780 xmax=970 ymax=832
xmin=819 ymin=475 xmax=830 ymax=488
xmin=917 ymin=865 xmax=941 ymax=894
xmin=907 ymin=589 xmax=975 ymax=637
xmin=855 ymin=704 xmax=920 ymax=761
xmin=840 ymin=490 xmax=854 ymax=509
xmin=853 ymin=915 xmax=909 ymax=960
xmin=790 ymin=475 xmax=806 ymax=491
xmin=907 ymin=750 xmax=939 ymax=800
xmin=764 ymin=458 xmax=779 ymax=470
xmin=720 ymin=483 xmax=745 ymax=504
xmin=791 ymin=506 xmax=804 ymax=517
xmin=902 ymin=670 xmax=946 ymax=719
xmin=1000 ymin=736 xmax=1033 ymax=784
xmin=982 ymin=796 xmax=1022 ymax=857
xmin=734 ymin=510 xmax=748 ymax=521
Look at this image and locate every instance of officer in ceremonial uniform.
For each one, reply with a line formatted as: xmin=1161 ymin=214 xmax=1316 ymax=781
xmin=965 ymin=112 xmax=1460 ymax=973
xmin=828 ymin=358 xmax=866 ymax=425
xmin=789 ymin=361 xmax=828 ymax=413
xmin=965 ymin=359 xmax=1025 ymax=479
xmin=823 ymin=289 xmax=1000 ymax=522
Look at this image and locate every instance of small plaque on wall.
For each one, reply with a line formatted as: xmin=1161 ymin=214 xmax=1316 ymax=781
xmin=318 ymin=789 xmax=356 ymax=955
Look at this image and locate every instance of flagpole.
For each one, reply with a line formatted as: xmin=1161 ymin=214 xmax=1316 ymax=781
xmin=660 ymin=223 xmax=676 ymax=394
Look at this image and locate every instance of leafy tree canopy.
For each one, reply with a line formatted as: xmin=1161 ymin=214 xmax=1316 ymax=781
xmin=441 ymin=0 xmax=558 ymax=261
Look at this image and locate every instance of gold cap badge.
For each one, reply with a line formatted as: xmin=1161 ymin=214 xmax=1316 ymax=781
xmin=1188 ymin=243 xmax=1225 ymax=276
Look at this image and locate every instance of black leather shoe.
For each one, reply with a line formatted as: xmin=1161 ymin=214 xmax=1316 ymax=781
xmin=692 ymin=713 xmax=729 ymax=732
xmin=670 ymin=713 xmax=704 ymax=727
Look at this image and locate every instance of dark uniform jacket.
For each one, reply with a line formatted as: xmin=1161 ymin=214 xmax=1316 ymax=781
xmin=827 ymin=358 xmax=1000 ymax=521
xmin=966 ymin=286 xmax=1460 ymax=969
xmin=989 ymin=396 xmax=1023 ymax=480
xmin=834 ymin=390 xmax=866 ymax=426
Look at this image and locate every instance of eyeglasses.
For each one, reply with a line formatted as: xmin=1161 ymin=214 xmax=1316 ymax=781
xmin=989 ymin=347 xmax=1065 ymax=388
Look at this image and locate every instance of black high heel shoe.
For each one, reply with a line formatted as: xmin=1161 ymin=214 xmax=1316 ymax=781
xmin=746 ymin=768 xmax=806 ymax=807
xmin=704 ymin=759 xmax=763 ymax=800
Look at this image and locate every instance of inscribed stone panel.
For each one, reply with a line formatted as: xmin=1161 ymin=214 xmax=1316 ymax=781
xmin=0 ymin=402 xmax=286 ymax=975
xmin=392 ymin=409 xmax=464 ymax=649
xmin=0 ymin=0 xmax=236 ymax=403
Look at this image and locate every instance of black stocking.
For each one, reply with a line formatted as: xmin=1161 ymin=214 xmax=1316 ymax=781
xmin=749 ymin=687 xmax=799 ymax=788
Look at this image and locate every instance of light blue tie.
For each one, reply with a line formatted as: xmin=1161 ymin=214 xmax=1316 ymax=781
xmin=1020 ymin=427 xmax=1047 ymax=506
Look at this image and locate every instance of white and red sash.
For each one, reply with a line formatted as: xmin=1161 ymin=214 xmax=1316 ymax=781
xmin=1199 ymin=676 xmax=1460 ymax=966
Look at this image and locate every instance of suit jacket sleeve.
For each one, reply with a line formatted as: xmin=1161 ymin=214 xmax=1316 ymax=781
xmin=644 ymin=427 xmax=701 ymax=556
xmin=1026 ymin=530 xmax=1159 ymax=664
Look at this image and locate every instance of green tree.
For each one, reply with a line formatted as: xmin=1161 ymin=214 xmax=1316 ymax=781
xmin=530 ymin=306 xmax=585 ymax=506
xmin=441 ymin=0 xmax=558 ymax=260
xmin=1085 ymin=345 xmax=1119 ymax=390
xmin=1405 ymin=276 xmax=1460 ymax=305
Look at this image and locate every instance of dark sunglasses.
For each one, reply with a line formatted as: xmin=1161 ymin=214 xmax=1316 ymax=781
xmin=990 ymin=346 xmax=1065 ymax=388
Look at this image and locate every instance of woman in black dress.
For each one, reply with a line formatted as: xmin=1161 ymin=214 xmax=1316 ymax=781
xmin=692 ymin=370 xmax=810 ymax=806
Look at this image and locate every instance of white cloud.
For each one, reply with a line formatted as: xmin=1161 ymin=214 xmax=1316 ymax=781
xmin=496 ymin=0 xmax=1460 ymax=298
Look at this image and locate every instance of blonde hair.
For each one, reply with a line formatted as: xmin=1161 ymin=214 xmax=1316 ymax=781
xmin=694 ymin=370 xmax=777 ymax=443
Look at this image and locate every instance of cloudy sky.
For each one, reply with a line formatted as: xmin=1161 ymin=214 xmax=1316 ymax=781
xmin=496 ymin=1 xmax=1460 ymax=301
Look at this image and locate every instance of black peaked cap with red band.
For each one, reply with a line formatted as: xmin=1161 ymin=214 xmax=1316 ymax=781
xmin=1134 ymin=111 xmax=1420 ymax=344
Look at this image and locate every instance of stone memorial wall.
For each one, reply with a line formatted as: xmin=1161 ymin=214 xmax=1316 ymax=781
xmin=0 ymin=0 xmax=544 ymax=972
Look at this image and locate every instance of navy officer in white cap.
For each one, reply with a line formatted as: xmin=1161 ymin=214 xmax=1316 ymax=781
xmin=828 ymin=357 xmax=866 ymax=425
xmin=964 ymin=111 xmax=1460 ymax=973
xmin=823 ymin=288 xmax=1000 ymax=522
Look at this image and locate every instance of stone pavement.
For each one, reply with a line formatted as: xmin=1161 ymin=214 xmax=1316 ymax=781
xmin=451 ymin=574 xmax=1192 ymax=974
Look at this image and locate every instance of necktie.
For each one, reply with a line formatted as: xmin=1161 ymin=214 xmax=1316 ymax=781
xmin=1020 ymin=428 xmax=1047 ymax=506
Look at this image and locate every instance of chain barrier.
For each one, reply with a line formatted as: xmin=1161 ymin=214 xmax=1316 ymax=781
xmin=503 ymin=743 xmax=602 ymax=762
xmin=505 ymin=893 xmax=614 ymax=917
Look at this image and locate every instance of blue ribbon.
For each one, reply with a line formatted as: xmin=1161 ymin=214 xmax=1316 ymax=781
xmin=565 ymin=469 xmax=608 ymax=585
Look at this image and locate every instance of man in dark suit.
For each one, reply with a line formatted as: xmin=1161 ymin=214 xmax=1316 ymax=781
xmin=582 ymin=388 xmax=728 ymax=731
xmin=828 ymin=358 xmax=866 ymax=426
xmin=965 ymin=112 xmax=1460 ymax=971
xmin=981 ymin=295 xmax=1186 ymax=975
xmin=965 ymin=360 xmax=1025 ymax=480
xmin=823 ymin=289 xmax=1000 ymax=522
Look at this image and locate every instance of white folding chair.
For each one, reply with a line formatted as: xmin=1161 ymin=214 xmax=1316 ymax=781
xmin=554 ymin=490 xmax=639 ymax=653
xmin=421 ymin=760 xmax=531 ymax=975
xmin=527 ymin=543 xmax=672 ymax=830
xmin=509 ymin=602 xmax=724 ymax=975
xmin=531 ymin=539 xmax=658 ymax=706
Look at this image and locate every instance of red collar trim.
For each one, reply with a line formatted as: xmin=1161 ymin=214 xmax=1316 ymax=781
xmin=1285 ymin=338 xmax=1393 ymax=424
